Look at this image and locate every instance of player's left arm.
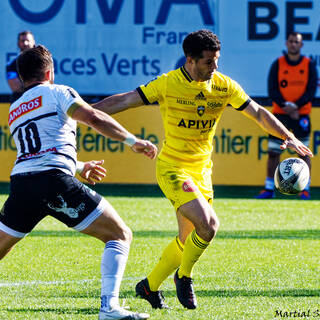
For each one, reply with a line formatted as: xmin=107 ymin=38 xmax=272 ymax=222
xmin=241 ymin=100 xmax=313 ymax=157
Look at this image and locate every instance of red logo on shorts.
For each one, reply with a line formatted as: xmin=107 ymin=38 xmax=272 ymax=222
xmin=182 ymin=179 xmax=197 ymax=192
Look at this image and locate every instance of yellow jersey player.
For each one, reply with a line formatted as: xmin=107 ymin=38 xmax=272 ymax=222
xmin=93 ymin=29 xmax=313 ymax=310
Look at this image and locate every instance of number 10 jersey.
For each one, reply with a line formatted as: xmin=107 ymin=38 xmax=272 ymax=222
xmin=8 ymin=83 xmax=82 ymax=177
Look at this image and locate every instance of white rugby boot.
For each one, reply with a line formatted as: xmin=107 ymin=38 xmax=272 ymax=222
xmin=98 ymin=306 xmax=150 ymax=320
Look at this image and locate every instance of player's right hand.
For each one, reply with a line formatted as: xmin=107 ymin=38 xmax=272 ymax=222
xmin=280 ymin=136 xmax=313 ymax=158
xmin=131 ymin=139 xmax=158 ymax=159
xmin=80 ymin=160 xmax=107 ymax=185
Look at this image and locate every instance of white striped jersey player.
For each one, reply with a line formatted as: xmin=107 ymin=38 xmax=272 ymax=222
xmin=8 ymin=83 xmax=82 ymax=176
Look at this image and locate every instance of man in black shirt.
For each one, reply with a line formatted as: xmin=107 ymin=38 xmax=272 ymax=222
xmin=256 ymin=32 xmax=318 ymax=200
xmin=6 ymin=31 xmax=35 ymax=102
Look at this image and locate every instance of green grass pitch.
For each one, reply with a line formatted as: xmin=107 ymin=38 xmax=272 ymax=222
xmin=0 ymin=186 xmax=319 ymax=320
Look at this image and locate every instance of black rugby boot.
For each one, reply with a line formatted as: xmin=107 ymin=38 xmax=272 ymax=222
xmin=174 ymin=269 xmax=197 ymax=309
xmin=135 ymin=278 xmax=169 ymax=309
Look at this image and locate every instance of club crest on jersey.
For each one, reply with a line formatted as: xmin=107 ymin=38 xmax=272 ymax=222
xmin=197 ymin=105 xmax=205 ymax=116
xmin=8 ymin=96 xmax=42 ymax=125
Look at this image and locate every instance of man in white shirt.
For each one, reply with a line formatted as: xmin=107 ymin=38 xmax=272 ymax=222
xmin=0 ymin=45 xmax=157 ymax=320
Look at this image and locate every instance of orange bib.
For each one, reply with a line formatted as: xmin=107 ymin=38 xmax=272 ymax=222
xmin=272 ymin=56 xmax=311 ymax=115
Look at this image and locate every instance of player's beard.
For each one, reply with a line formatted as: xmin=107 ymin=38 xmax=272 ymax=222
xmin=198 ymin=70 xmax=214 ymax=81
xmin=204 ymin=72 xmax=214 ymax=81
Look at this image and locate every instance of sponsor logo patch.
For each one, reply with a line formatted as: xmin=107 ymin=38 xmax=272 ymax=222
xmin=212 ymin=85 xmax=227 ymax=92
xmin=299 ymin=117 xmax=309 ymax=130
xmin=280 ymin=79 xmax=288 ymax=88
xmin=195 ymin=92 xmax=206 ymax=100
xmin=18 ymin=147 xmax=57 ymax=160
xmin=9 ymin=96 xmax=42 ymax=125
xmin=47 ymin=195 xmax=85 ymax=219
xmin=176 ymin=99 xmax=195 ymax=105
xmin=207 ymin=101 xmax=223 ymax=109
xmin=182 ymin=179 xmax=197 ymax=192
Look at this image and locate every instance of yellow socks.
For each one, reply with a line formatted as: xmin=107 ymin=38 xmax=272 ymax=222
xmin=147 ymin=236 xmax=184 ymax=291
xmin=147 ymin=231 xmax=210 ymax=290
xmin=178 ymin=230 xmax=209 ymax=278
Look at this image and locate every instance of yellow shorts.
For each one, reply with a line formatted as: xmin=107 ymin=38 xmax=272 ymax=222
xmin=156 ymin=159 xmax=213 ymax=211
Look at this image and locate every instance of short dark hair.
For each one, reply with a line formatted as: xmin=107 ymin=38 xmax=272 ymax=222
xmin=183 ymin=29 xmax=221 ymax=60
xmin=287 ymin=31 xmax=303 ymax=40
xmin=17 ymin=45 xmax=53 ymax=82
xmin=17 ymin=30 xmax=34 ymax=41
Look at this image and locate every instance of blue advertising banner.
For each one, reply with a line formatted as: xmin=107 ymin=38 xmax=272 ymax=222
xmin=1 ymin=0 xmax=216 ymax=95
xmin=218 ymin=0 xmax=320 ymax=97
xmin=0 ymin=0 xmax=319 ymax=97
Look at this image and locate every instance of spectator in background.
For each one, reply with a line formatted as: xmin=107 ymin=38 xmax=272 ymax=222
xmin=6 ymin=30 xmax=35 ymax=102
xmin=256 ymin=31 xmax=318 ymax=200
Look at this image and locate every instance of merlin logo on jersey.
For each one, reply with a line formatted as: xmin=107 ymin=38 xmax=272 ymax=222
xmin=176 ymin=99 xmax=195 ymax=106
xmin=197 ymin=105 xmax=205 ymax=116
xmin=8 ymin=96 xmax=42 ymax=125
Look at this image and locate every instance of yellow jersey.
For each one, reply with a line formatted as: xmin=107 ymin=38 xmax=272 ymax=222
xmin=137 ymin=66 xmax=250 ymax=169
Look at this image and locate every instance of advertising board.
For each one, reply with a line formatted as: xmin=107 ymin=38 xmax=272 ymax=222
xmin=0 ymin=103 xmax=319 ymax=186
xmin=1 ymin=1 xmax=319 ymax=96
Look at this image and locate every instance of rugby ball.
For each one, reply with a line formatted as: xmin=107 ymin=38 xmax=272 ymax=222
xmin=274 ymin=158 xmax=309 ymax=195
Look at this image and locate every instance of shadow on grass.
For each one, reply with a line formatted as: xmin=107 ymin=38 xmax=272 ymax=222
xmin=214 ymin=186 xmax=320 ymax=200
xmin=123 ymin=288 xmax=320 ymax=298
xmin=29 ymin=230 xmax=88 ymax=237
xmin=3 ymin=288 xmax=319 ymax=316
xmin=196 ymin=289 xmax=320 ymax=298
xmin=4 ymin=289 xmax=319 ymax=315
xmin=1 ymin=183 xmax=320 ymax=199
xmin=5 ymin=307 xmax=98 ymax=315
xmin=216 ymin=229 xmax=320 ymax=240
xmin=28 ymin=229 xmax=320 ymax=240
xmin=133 ymin=229 xmax=320 ymax=240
